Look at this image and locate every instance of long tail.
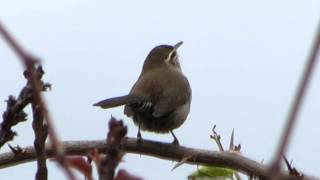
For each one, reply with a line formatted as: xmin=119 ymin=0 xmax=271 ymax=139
xmin=93 ymin=94 xmax=142 ymax=109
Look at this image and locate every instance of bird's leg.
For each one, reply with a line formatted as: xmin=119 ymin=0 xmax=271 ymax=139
xmin=170 ymin=130 xmax=180 ymax=146
xmin=137 ymin=120 xmax=142 ymax=144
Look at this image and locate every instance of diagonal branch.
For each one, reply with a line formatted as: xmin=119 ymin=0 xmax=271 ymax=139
xmin=0 ymin=21 xmax=76 ymax=180
xmin=0 ymin=89 xmax=31 ymax=148
xmin=270 ymin=19 xmax=320 ymax=176
xmin=0 ymin=138 xmax=317 ymax=180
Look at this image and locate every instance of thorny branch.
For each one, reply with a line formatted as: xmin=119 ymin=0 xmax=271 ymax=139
xmin=0 ymin=66 xmax=50 ymax=149
xmin=0 ymin=138 xmax=318 ymax=180
xmin=270 ymin=19 xmax=320 ymax=177
xmin=0 ymin=21 xmax=76 ymax=180
xmin=1 ymin=88 xmax=30 ymax=148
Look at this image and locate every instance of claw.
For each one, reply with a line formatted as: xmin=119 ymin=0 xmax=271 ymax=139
xmin=137 ymin=121 xmax=142 ymax=145
xmin=170 ymin=130 xmax=180 ymax=146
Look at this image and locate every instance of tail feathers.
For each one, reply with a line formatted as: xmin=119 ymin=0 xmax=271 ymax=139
xmin=93 ymin=94 xmax=143 ymax=109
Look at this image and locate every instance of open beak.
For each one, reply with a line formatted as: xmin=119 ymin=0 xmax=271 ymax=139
xmin=173 ymin=41 xmax=183 ymax=50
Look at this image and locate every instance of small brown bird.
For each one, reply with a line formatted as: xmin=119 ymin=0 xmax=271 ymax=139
xmin=94 ymin=42 xmax=191 ymax=145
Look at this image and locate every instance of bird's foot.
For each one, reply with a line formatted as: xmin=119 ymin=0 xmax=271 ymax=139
xmin=137 ymin=131 xmax=142 ymax=145
xmin=170 ymin=130 xmax=180 ymax=146
xmin=172 ymin=138 xmax=180 ymax=146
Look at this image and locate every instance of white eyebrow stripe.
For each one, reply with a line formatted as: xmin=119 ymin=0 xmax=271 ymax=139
xmin=165 ymin=50 xmax=175 ymax=63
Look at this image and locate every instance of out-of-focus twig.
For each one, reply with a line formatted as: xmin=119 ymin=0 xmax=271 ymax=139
xmin=269 ymin=19 xmax=320 ymax=177
xmin=0 ymin=60 xmax=50 ymax=150
xmin=1 ymin=93 xmax=30 ymax=148
xmin=0 ymin=21 xmax=76 ymax=180
xmin=98 ymin=117 xmax=127 ymax=180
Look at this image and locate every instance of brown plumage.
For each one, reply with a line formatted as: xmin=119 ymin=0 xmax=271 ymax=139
xmin=94 ymin=42 xmax=191 ymax=145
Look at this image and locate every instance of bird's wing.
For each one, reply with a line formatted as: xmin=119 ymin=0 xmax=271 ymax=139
xmin=152 ymin=76 xmax=191 ymax=118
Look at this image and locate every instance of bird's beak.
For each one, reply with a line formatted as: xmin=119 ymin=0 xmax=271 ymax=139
xmin=174 ymin=41 xmax=183 ymax=50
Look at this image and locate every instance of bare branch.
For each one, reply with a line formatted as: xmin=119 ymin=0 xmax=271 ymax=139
xmin=0 ymin=21 xmax=76 ymax=180
xmin=210 ymin=125 xmax=224 ymax=151
xmin=270 ymin=19 xmax=320 ymax=176
xmin=1 ymin=92 xmax=30 ymax=148
xmin=98 ymin=117 xmax=127 ymax=180
xmin=31 ymin=69 xmax=49 ymax=180
xmin=0 ymin=67 xmax=50 ymax=150
xmin=0 ymin=138 xmax=317 ymax=179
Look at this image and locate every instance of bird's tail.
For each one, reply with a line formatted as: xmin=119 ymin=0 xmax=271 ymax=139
xmin=93 ymin=94 xmax=142 ymax=109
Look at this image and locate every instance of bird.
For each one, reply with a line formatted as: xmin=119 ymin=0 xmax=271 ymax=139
xmin=94 ymin=41 xmax=191 ymax=145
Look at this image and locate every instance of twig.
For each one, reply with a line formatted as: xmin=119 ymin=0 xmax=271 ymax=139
xmin=31 ymin=67 xmax=49 ymax=180
xmin=0 ymin=66 xmax=50 ymax=150
xmin=7 ymin=144 xmax=24 ymax=155
xmin=98 ymin=117 xmax=127 ymax=180
xmin=0 ymin=21 xmax=76 ymax=180
xmin=32 ymin=105 xmax=48 ymax=180
xmin=210 ymin=126 xmax=242 ymax=179
xmin=1 ymin=92 xmax=30 ymax=148
xmin=269 ymin=19 xmax=320 ymax=176
xmin=210 ymin=125 xmax=224 ymax=151
xmin=283 ymin=156 xmax=303 ymax=178
xmin=0 ymin=138 xmax=317 ymax=179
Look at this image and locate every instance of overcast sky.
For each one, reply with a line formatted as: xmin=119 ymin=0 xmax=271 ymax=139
xmin=1 ymin=1 xmax=320 ymax=179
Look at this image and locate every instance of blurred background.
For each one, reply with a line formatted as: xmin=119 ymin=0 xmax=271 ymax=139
xmin=0 ymin=1 xmax=320 ymax=179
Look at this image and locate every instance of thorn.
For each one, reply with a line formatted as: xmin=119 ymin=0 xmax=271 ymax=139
xmin=43 ymin=83 xmax=52 ymax=91
xmin=282 ymin=155 xmax=303 ymax=177
xmin=283 ymin=155 xmax=292 ymax=172
xmin=229 ymin=128 xmax=234 ymax=151
xmin=210 ymin=125 xmax=224 ymax=151
xmin=235 ymin=144 xmax=241 ymax=152
xmin=212 ymin=125 xmax=216 ymax=132
xmin=8 ymin=144 xmax=24 ymax=155
xmin=171 ymin=154 xmax=193 ymax=171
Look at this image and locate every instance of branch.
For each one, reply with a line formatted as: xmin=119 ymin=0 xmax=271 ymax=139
xmin=0 ymin=87 xmax=31 ymax=148
xmin=31 ymin=68 xmax=49 ymax=180
xmin=98 ymin=117 xmax=127 ymax=180
xmin=0 ymin=21 xmax=76 ymax=180
xmin=0 ymin=67 xmax=50 ymax=150
xmin=270 ymin=18 xmax=320 ymax=176
xmin=0 ymin=138 xmax=317 ymax=180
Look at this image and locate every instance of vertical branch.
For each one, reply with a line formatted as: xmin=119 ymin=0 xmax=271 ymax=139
xmin=30 ymin=67 xmax=48 ymax=180
xmin=0 ymin=21 xmax=76 ymax=180
xmin=32 ymin=100 xmax=48 ymax=180
xmin=98 ymin=117 xmax=127 ymax=180
xmin=270 ymin=20 xmax=320 ymax=176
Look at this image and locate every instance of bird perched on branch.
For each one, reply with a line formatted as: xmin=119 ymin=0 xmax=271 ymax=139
xmin=94 ymin=42 xmax=191 ymax=145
